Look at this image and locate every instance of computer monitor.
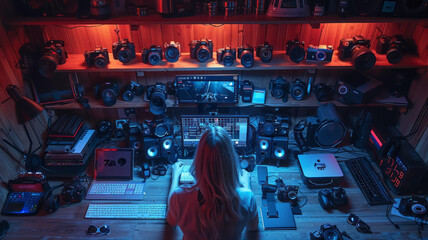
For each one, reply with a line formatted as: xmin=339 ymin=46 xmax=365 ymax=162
xmin=181 ymin=115 xmax=249 ymax=148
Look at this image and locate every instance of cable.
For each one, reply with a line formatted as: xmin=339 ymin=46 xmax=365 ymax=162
xmin=386 ymin=203 xmax=400 ymax=229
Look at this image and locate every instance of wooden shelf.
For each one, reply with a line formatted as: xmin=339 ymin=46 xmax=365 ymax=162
xmin=56 ymin=51 xmax=426 ymax=72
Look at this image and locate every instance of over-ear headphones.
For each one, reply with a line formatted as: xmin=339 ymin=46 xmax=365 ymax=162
xmin=152 ymin=164 xmax=167 ymax=176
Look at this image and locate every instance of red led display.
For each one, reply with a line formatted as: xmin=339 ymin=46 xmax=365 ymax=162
xmin=378 ymin=157 xmax=406 ymax=188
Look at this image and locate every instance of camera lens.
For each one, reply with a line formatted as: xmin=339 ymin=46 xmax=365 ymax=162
xmin=386 ymin=48 xmax=403 ymax=64
xmin=290 ymin=83 xmax=306 ymax=101
xmin=260 ymin=49 xmax=272 ymax=63
xmin=223 ymin=52 xmax=235 ymax=66
xmin=122 ymin=90 xmax=134 ymax=102
xmin=149 ymin=90 xmax=167 ymax=115
xmin=102 ymin=89 xmax=117 ymax=106
xmin=240 ymin=52 xmax=254 ymax=68
xmin=316 ymin=50 xmax=327 ymax=61
xmin=148 ymin=52 xmax=161 ymax=65
xmin=289 ymin=45 xmax=305 ymax=63
xmin=38 ymin=54 xmax=59 ymax=78
xmin=351 ymin=45 xmax=376 ymax=70
xmin=165 ymin=46 xmax=180 ymax=63
xmin=272 ymin=87 xmax=285 ymax=99
xmin=118 ymin=49 xmax=133 ymax=63
xmin=196 ymin=45 xmax=211 ymax=62
xmin=323 ymin=229 xmax=340 ymax=240
xmin=94 ymin=54 xmax=107 ymax=68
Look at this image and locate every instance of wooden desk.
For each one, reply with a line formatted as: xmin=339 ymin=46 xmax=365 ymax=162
xmin=1 ymin=153 xmax=427 ymax=240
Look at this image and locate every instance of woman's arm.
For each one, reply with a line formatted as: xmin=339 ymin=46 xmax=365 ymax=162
xmin=168 ymin=162 xmax=184 ymax=202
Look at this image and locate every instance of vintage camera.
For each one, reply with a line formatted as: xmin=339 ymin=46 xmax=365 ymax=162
xmin=306 ymin=45 xmax=333 ymax=62
xmin=256 ymin=42 xmax=273 ymax=63
xmin=286 ymin=40 xmax=306 ymax=63
xmin=310 ymin=224 xmax=348 ymax=240
xmin=238 ymin=44 xmax=255 ymax=68
xmin=398 ymin=197 xmax=427 ymax=219
xmin=275 ymin=179 xmax=299 ymax=203
xmin=95 ymin=81 xmax=119 ymax=106
xmin=122 ymin=81 xmax=145 ymax=101
xmin=164 ymin=41 xmax=181 ymax=63
xmin=289 ymin=79 xmax=306 ymax=101
xmin=269 ymin=76 xmax=289 ymax=102
xmin=338 ymin=35 xmax=376 ymax=70
xmin=84 ymin=46 xmax=109 ymax=68
xmin=189 ymin=39 xmax=213 ymax=63
xmin=142 ymin=45 xmax=163 ymax=65
xmin=146 ymin=83 xmax=168 ymax=115
xmin=112 ymin=39 xmax=136 ymax=63
xmin=240 ymin=80 xmax=254 ymax=103
xmin=318 ymin=187 xmax=348 ymax=210
xmin=217 ymin=46 xmax=237 ymax=66
xmin=153 ymin=117 xmax=173 ymax=138
xmin=376 ymin=35 xmax=406 ymax=64
xmin=38 ymin=40 xmax=68 ymax=78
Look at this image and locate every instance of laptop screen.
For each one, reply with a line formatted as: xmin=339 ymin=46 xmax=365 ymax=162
xmin=95 ymin=148 xmax=134 ymax=180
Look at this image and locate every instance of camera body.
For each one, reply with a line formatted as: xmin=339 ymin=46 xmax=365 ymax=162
xmin=398 ymin=197 xmax=427 ymax=219
xmin=146 ymin=83 xmax=168 ymax=115
xmin=310 ymin=224 xmax=344 ymax=240
xmin=95 ymin=81 xmax=119 ymax=106
xmin=239 ymin=80 xmax=254 ymax=103
xmin=122 ymin=81 xmax=145 ymax=101
xmin=238 ymin=44 xmax=255 ymax=68
xmin=84 ymin=46 xmax=109 ymax=68
xmin=338 ymin=35 xmax=376 ymax=70
xmin=306 ymin=45 xmax=334 ymax=62
xmin=189 ymin=39 xmax=214 ymax=63
xmin=275 ymin=179 xmax=299 ymax=203
xmin=269 ymin=76 xmax=289 ymax=102
xmin=289 ymin=79 xmax=307 ymax=101
xmin=376 ymin=35 xmax=406 ymax=64
xmin=164 ymin=41 xmax=181 ymax=63
xmin=112 ymin=39 xmax=136 ymax=63
xmin=256 ymin=42 xmax=273 ymax=63
xmin=318 ymin=187 xmax=348 ymax=209
xmin=142 ymin=45 xmax=163 ymax=65
xmin=38 ymin=40 xmax=68 ymax=78
xmin=313 ymin=83 xmax=333 ymax=102
xmin=286 ymin=40 xmax=306 ymax=63
xmin=259 ymin=114 xmax=289 ymax=137
xmin=338 ymin=36 xmax=371 ymax=60
xmin=217 ymin=46 xmax=237 ymax=66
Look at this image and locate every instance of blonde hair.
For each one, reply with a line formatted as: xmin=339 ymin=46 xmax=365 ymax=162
xmin=190 ymin=126 xmax=243 ymax=240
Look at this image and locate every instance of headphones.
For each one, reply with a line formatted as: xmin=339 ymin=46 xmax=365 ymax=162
xmin=152 ymin=164 xmax=167 ymax=176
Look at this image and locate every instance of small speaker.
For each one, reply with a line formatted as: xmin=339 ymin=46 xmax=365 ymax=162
xmin=256 ymin=136 xmax=272 ymax=164
xmin=143 ymin=137 xmax=160 ymax=161
xmin=272 ymin=136 xmax=288 ymax=167
xmin=160 ymin=136 xmax=176 ymax=164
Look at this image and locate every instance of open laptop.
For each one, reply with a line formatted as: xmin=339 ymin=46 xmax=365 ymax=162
xmin=85 ymin=148 xmax=145 ymax=200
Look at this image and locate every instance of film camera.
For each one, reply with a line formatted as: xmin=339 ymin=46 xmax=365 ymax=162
xmin=112 ymin=39 xmax=136 ymax=63
xmin=122 ymin=81 xmax=145 ymax=102
xmin=376 ymin=35 xmax=406 ymax=64
xmin=38 ymin=40 xmax=68 ymax=78
xmin=146 ymin=83 xmax=168 ymax=115
xmin=84 ymin=46 xmax=109 ymax=68
xmin=270 ymin=76 xmax=289 ymax=102
xmin=398 ymin=197 xmax=427 ymax=219
xmin=238 ymin=44 xmax=255 ymax=68
xmin=189 ymin=39 xmax=214 ymax=63
xmin=338 ymin=35 xmax=376 ymax=70
xmin=306 ymin=45 xmax=334 ymax=62
xmin=217 ymin=46 xmax=237 ymax=66
xmin=256 ymin=42 xmax=273 ymax=63
xmin=142 ymin=45 xmax=163 ymax=65
xmin=318 ymin=187 xmax=348 ymax=210
xmin=95 ymin=81 xmax=119 ymax=106
xmin=164 ymin=41 xmax=181 ymax=63
xmin=286 ymin=40 xmax=306 ymax=63
xmin=289 ymin=79 xmax=307 ymax=101
xmin=310 ymin=224 xmax=352 ymax=240
xmin=275 ymin=179 xmax=299 ymax=204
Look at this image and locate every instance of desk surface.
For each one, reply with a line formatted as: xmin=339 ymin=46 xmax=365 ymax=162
xmin=2 ymin=152 xmax=427 ymax=240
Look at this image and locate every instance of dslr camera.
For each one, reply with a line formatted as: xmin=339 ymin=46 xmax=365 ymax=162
xmin=217 ymin=46 xmax=237 ymax=66
xmin=189 ymin=38 xmax=214 ymax=63
xmin=238 ymin=44 xmax=254 ymax=68
xmin=310 ymin=224 xmax=350 ymax=240
xmin=275 ymin=179 xmax=299 ymax=204
xmin=142 ymin=45 xmax=163 ymax=65
xmin=112 ymin=39 xmax=136 ymax=63
xmin=338 ymin=35 xmax=376 ymax=70
xmin=318 ymin=187 xmax=348 ymax=210
xmin=376 ymin=35 xmax=406 ymax=64
xmin=286 ymin=40 xmax=306 ymax=63
xmin=306 ymin=45 xmax=334 ymax=62
xmin=289 ymin=79 xmax=307 ymax=101
xmin=146 ymin=83 xmax=168 ymax=115
xmin=256 ymin=42 xmax=273 ymax=63
xmin=84 ymin=46 xmax=109 ymax=68
xmin=398 ymin=197 xmax=427 ymax=219
xmin=270 ymin=76 xmax=289 ymax=102
xmin=122 ymin=81 xmax=145 ymax=102
xmin=95 ymin=81 xmax=119 ymax=106
xmin=164 ymin=41 xmax=181 ymax=63
xmin=38 ymin=40 xmax=68 ymax=78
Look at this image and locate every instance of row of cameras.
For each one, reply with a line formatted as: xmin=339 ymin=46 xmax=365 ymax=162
xmin=36 ymin=34 xmax=407 ymax=77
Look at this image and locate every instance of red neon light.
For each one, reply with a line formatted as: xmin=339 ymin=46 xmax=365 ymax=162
xmin=370 ymin=129 xmax=383 ymax=147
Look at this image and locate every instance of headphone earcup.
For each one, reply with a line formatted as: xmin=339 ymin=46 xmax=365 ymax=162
xmin=44 ymin=194 xmax=60 ymax=213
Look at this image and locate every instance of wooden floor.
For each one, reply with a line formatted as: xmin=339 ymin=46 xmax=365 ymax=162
xmin=1 ymin=150 xmax=427 ymax=240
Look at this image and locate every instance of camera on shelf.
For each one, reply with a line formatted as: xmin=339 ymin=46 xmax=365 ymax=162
xmin=270 ymin=76 xmax=289 ymax=102
xmin=338 ymin=35 xmax=376 ymax=70
xmin=313 ymin=83 xmax=333 ymax=102
xmin=126 ymin=121 xmax=142 ymax=136
xmin=310 ymin=224 xmax=350 ymax=240
xmin=84 ymin=46 xmax=109 ymax=68
xmin=189 ymin=38 xmax=214 ymax=63
xmin=306 ymin=45 xmax=334 ymax=62
xmin=38 ymin=40 xmax=68 ymax=78
xmin=286 ymin=40 xmax=306 ymax=63
xmin=318 ymin=187 xmax=348 ymax=210
xmin=238 ymin=44 xmax=254 ymax=68
xmin=122 ymin=81 xmax=145 ymax=102
xmin=217 ymin=46 xmax=236 ymax=66
xmin=146 ymin=83 xmax=168 ymax=115
xmin=164 ymin=41 xmax=181 ymax=63
xmin=259 ymin=114 xmax=289 ymax=137
xmin=256 ymin=42 xmax=273 ymax=63
xmin=275 ymin=179 xmax=299 ymax=204
xmin=97 ymin=120 xmax=112 ymax=138
xmin=90 ymin=0 xmax=111 ymax=19
xmin=112 ymin=39 xmax=136 ymax=63
xmin=95 ymin=81 xmax=119 ymax=106
xmin=153 ymin=117 xmax=173 ymax=138
xmin=142 ymin=45 xmax=163 ymax=65
xmin=376 ymin=34 xmax=406 ymax=64
xmin=289 ymin=79 xmax=307 ymax=101
xmin=239 ymin=80 xmax=254 ymax=103
xmin=114 ymin=119 xmax=128 ymax=138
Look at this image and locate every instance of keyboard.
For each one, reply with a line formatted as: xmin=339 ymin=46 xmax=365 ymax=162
xmin=85 ymin=181 xmax=145 ymax=200
xmin=179 ymin=165 xmax=195 ymax=184
xmin=346 ymin=157 xmax=392 ymax=206
xmin=85 ymin=203 xmax=167 ymax=219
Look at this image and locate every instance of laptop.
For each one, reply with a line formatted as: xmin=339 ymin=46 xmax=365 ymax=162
xmin=85 ymin=148 xmax=145 ymax=200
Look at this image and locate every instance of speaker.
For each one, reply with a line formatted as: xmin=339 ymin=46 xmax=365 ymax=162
xmin=256 ymin=136 xmax=272 ymax=164
xmin=160 ymin=136 xmax=176 ymax=164
xmin=352 ymin=111 xmax=374 ymax=148
xmin=144 ymin=137 xmax=160 ymax=161
xmin=272 ymin=136 xmax=288 ymax=167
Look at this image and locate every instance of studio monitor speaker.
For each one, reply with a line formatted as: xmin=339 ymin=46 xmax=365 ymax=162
xmin=160 ymin=135 xmax=176 ymax=164
xmin=256 ymin=136 xmax=272 ymax=164
xmin=144 ymin=137 xmax=160 ymax=161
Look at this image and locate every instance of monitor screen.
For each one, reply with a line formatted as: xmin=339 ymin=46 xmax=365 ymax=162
xmin=31 ymin=72 xmax=76 ymax=105
xmin=94 ymin=148 xmax=134 ymax=180
xmin=181 ymin=115 xmax=249 ymax=148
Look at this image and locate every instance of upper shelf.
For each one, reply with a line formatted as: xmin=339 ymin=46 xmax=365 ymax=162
xmin=5 ymin=14 xmax=428 ymax=26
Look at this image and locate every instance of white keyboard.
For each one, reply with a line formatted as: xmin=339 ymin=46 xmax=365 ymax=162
xmin=85 ymin=203 xmax=167 ymax=219
xmin=86 ymin=181 xmax=145 ymax=200
xmin=179 ymin=165 xmax=195 ymax=184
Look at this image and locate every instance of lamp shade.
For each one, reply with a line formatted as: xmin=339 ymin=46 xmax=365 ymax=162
xmin=6 ymin=85 xmax=44 ymax=124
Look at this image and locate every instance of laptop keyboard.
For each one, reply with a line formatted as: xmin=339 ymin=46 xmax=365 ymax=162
xmin=86 ymin=181 xmax=145 ymax=200
xmin=85 ymin=203 xmax=166 ymax=219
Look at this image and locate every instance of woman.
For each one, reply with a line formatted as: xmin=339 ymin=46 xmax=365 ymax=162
xmin=167 ymin=126 xmax=259 ymax=240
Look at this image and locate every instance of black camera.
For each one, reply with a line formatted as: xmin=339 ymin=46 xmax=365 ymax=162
xmin=189 ymin=39 xmax=214 ymax=63
xmin=318 ymin=187 xmax=348 ymax=210
xmin=259 ymin=114 xmax=289 ymax=137
xmin=90 ymin=0 xmax=111 ymax=19
xmin=286 ymin=40 xmax=306 ymax=63
xmin=122 ymin=81 xmax=145 ymax=102
xmin=164 ymin=41 xmax=181 ymax=63
xmin=275 ymin=179 xmax=299 ymax=203
xmin=238 ymin=44 xmax=254 ymax=68
xmin=97 ymin=120 xmax=112 ymax=138
xmin=240 ymin=80 xmax=254 ymax=103
xmin=84 ymin=46 xmax=109 ymax=68
xmin=398 ymin=197 xmax=427 ymax=219
xmin=269 ymin=76 xmax=289 ymax=102
xmin=112 ymin=39 xmax=136 ymax=63
xmin=239 ymin=155 xmax=255 ymax=172
xmin=289 ymin=79 xmax=306 ymax=101
xmin=306 ymin=45 xmax=333 ymax=62
xmin=338 ymin=35 xmax=376 ymax=70
xmin=142 ymin=45 xmax=163 ymax=65
xmin=217 ymin=46 xmax=237 ymax=66
xmin=310 ymin=224 xmax=349 ymax=240
xmin=376 ymin=35 xmax=406 ymax=64
xmin=153 ymin=117 xmax=174 ymax=138
xmin=95 ymin=81 xmax=119 ymax=106
xmin=38 ymin=40 xmax=68 ymax=78
xmin=313 ymin=83 xmax=333 ymax=102
xmin=256 ymin=42 xmax=273 ymax=63
xmin=146 ymin=83 xmax=168 ymax=115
